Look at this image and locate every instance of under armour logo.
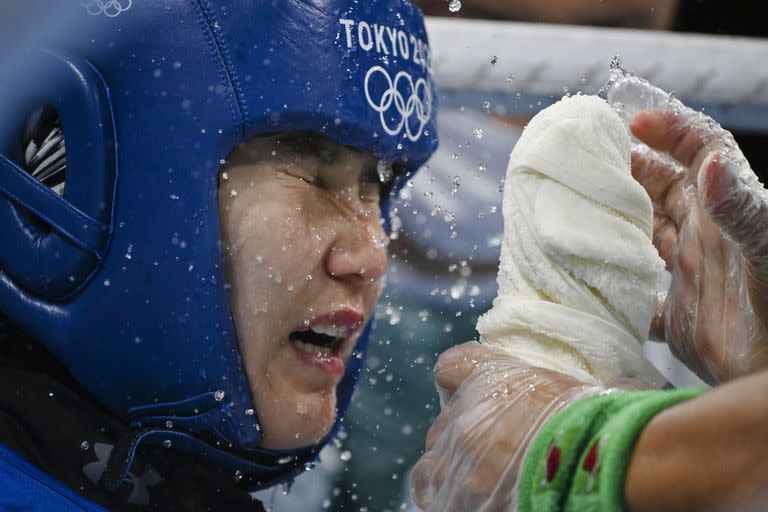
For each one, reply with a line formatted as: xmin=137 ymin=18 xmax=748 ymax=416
xmin=364 ymin=65 xmax=432 ymax=142
xmin=83 ymin=443 xmax=162 ymax=505
xmin=81 ymin=0 xmax=133 ymax=17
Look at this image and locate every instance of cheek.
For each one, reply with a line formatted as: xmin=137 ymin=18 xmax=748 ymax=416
xmin=231 ymin=203 xmax=315 ymax=300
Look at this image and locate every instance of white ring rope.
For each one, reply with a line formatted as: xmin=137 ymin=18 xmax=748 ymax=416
xmin=426 ymin=17 xmax=768 ymax=130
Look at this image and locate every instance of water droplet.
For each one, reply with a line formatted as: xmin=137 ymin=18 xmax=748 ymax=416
xmin=245 ymin=408 xmax=255 ymax=416
xmin=340 ymin=450 xmax=352 ymax=461
xmin=483 ymin=101 xmax=491 ymax=110
xmin=473 ymin=128 xmax=484 ymax=139
xmin=449 ymin=280 xmax=464 ymax=299
xmin=448 ymin=0 xmax=462 ymax=12
xmin=478 ymin=163 xmax=487 ymax=172
xmin=233 ymin=469 xmax=243 ymax=483
xmin=80 ymin=440 xmax=90 ymax=451
xmin=305 ymin=274 xmax=313 ymax=281
xmin=162 ymin=439 xmax=172 ymax=448
xmin=385 ymin=306 xmax=401 ymax=326
xmin=214 ymin=390 xmax=225 ymax=401
xmin=103 ymin=279 xmax=111 ymax=287
xmin=377 ymin=160 xmax=394 ymax=184
xmin=451 ymin=176 xmax=461 ymax=195
xmin=506 ymin=74 xmax=514 ymax=82
xmin=221 ymin=171 xmax=229 ymax=181
xmin=490 ymin=55 xmax=497 ymax=65
xmin=165 ymin=420 xmax=173 ymax=429
xmin=229 ymin=189 xmax=237 ymax=198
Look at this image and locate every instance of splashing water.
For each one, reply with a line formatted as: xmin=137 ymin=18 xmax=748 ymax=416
xmin=604 ymin=57 xmax=759 ymax=198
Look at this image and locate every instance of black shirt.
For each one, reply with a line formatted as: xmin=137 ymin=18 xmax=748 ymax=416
xmin=0 ymin=317 xmax=266 ymax=511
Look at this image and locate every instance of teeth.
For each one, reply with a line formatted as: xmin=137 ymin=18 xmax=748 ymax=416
xmin=309 ymin=324 xmax=349 ymax=338
xmin=294 ymin=339 xmax=332 ymax=355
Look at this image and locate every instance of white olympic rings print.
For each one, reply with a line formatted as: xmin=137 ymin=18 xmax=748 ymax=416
xmin=364 ymin=66 xmax=432 ymax=142
xmin=81 ymin=0 xmax=133 ymax=17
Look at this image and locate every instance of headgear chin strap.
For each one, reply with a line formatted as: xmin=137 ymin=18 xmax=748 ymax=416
xmin=0 ymin=0 xmax=437 ymax=488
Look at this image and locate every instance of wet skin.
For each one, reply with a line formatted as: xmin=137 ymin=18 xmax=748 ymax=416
xmin=219 ymin=133 xmax=389 ymax=449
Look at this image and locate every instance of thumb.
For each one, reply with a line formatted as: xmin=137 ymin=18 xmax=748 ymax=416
xmin=698 ymin=152 xmax=768 ymax=276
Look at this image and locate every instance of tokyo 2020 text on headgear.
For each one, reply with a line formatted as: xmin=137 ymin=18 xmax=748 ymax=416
xmin=0 ymin=0 xmax=437 ymax=489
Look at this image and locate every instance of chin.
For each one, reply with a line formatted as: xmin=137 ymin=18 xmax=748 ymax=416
xmin=260 ymin=389 xmax=337 ymax=450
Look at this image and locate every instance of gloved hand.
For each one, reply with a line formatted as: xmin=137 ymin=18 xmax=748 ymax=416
xmin=410 ymin=342 xmax=605 ymax=511
xmin=630 ymin=107 xmax=768 ymax=384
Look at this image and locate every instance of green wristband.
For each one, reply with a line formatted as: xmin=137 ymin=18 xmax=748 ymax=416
xmin=565 ymin=388 xmax=702 ymax=512
xmin=519 ymin=389 xmax=703 ymax=512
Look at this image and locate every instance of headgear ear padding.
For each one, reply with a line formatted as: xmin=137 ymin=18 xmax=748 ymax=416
xmin=0 ymin=0 xmax=437 ymax=488
xmin=0 ymin=50 xmax=116 ymax=300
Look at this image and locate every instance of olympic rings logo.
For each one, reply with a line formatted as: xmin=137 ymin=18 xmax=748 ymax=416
xmin=81 ymin=0 xmax=133 ymax=17
xmin=364 ymin=66 xmax=432 ymax=142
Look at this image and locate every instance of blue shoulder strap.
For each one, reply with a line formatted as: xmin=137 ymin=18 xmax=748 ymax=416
xmin=0 ymin=441 xmax=107 ymax=511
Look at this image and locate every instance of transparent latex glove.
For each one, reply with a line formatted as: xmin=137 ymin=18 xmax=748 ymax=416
xmin=607 ymin=73 xmax=768 ymax=384
xmin=410 ymin=342 xmax=617 ymax=511
xmin=629 ymin=107 xmax=768 ymax=384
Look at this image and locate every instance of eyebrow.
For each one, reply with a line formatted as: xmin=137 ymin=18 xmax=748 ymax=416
xmin=269 ymin=132 xmax=346 ymax=166
xmin=235 ymin=131 xmax=391 ymax=186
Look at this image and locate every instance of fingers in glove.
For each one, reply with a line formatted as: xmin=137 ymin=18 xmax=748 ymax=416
xmin=631 ymin=146 xmax=688 ymax=265
xmin=434 ymin=341 xmax=492 ymax=397
xmin=630 ymin=109 xmax=724 ymax=184
xmin=665 ymin=238 xmax=700 ymax=360
xmin=649 ymin=292 xmax=667 ymax=341
xmin=411 ymin=452 xmax=444 ymax=510
xmin=699 ymin=153 xmax=768 ymax=274
xmin=425 ymin=408 xmax=452 ymax=451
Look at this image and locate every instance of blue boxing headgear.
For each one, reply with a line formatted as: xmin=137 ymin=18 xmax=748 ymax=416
xmin=0 ymin=0 xmax=437 ymax=489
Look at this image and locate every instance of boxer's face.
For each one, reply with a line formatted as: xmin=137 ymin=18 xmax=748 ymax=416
xmin=219 ymin=133 xmax=389 ymax=449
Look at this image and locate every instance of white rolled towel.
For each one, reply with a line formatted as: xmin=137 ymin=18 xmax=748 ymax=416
xmin=476 ymin=95 xmax=665 ymax=386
